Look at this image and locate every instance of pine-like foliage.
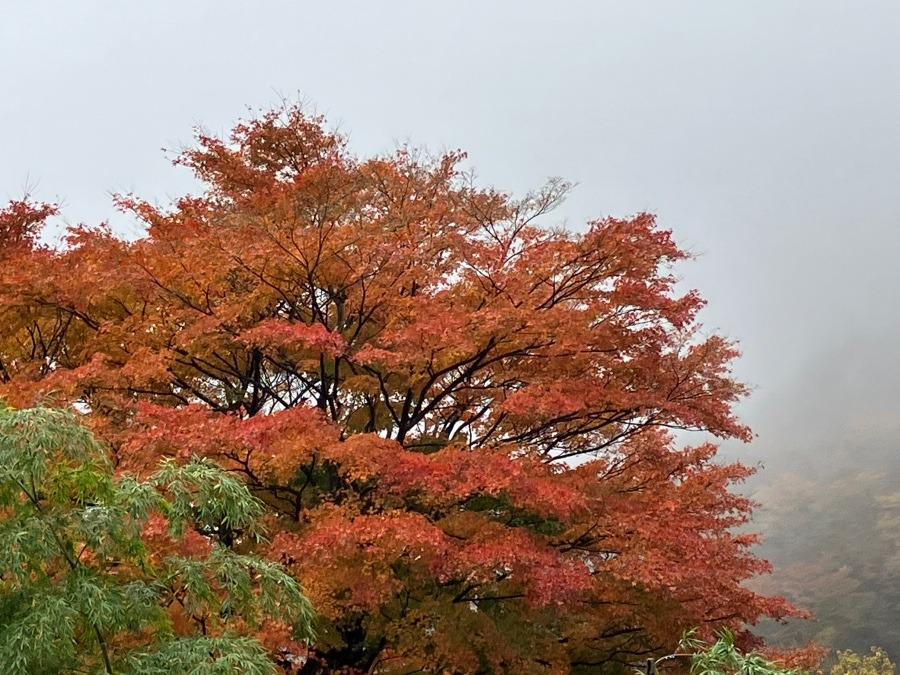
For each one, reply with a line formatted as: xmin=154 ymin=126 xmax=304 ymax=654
xmin=0 ymin=404 xmax=315 ymax=674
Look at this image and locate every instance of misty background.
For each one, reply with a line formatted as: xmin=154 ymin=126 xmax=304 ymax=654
xmin=3 ymin=0 xmax=899 ymax=657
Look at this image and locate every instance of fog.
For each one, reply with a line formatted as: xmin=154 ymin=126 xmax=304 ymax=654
xmin=3 ymin=0 xmax=899 ymax=657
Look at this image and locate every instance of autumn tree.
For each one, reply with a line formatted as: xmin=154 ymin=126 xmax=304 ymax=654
xmin=0 ymin=403 xmax=315 ymax=674
xmin=0 ymin=105 xmax=808 ymax=673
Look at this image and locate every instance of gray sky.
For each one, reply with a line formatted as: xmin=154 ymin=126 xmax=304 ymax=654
xmin=3 ymin=1 xmax=899 ymax=470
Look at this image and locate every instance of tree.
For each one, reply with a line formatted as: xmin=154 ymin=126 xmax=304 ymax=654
xmin=0 ymin=404 xmax=315 ymax=673
xmin=830 ymin=648 xmax=896 ymax=675
xmin=0 ymin=104 xmax=808 ymax=673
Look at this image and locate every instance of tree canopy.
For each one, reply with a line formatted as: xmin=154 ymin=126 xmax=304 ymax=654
xmin=0 ymin=104 xmax=811 ymax=673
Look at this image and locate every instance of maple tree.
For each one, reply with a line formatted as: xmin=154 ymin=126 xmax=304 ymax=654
xmin=0 ymin=105 xmax=814 ymax=673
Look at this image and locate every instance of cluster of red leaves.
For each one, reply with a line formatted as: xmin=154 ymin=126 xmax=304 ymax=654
xmin=240 ymin=319 xmax=348 ymax=358
xmin=0 ymin=106 xmax=816 ymax=673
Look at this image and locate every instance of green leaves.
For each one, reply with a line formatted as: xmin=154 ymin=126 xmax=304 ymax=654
xmin=0 ymin=405 xmax=111 ymax=506
xmin=127 ymin=636 xmax=279 ymax=675
xmin=151 ymin=457 xmax=265 ymax=544
xmin=0 ymin=404 xmax=315 ymax=674
xmin=0 ymin=588 xmax=79 ymax=674
xmin=675 ymin=630 xmax=802 ymax=675
xmin=160 ymin=548 xmax=315 ymax=638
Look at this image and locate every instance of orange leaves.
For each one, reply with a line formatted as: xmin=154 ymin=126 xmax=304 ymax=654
xmin=0 ymin=104 xmax=801 ymax=671
xmin=142 ymin=513 xmax=214 ymax=559
xmin=0 ymin=199 xmax=57 ymax=262
xmin=500 ymin=381 xmax=588 ymax=418
xmin=448 ymin=522 xmax=593 ymax=606
xmin=177 ymin=105 xmax=347 ymax=200
xmin=239 ymin=319 xmax=347 ymax=358
xmin=321 ymin=434 xmax=588 ymax=520
xmin=272 ymin=505 xmax=592 ymax=618
xmin=272 ymin=509 xmax=449 ymax=616
xmin=121 ymin=403 xmax=337 ymax=481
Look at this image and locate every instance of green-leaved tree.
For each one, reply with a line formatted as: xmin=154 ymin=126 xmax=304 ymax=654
xmin=646 ymin=630 xmax=810 ymax=675
xmin=0 ymin=404 xmax=315 ymax=674
xmin=830 ymin=648 xmax=896 ymax=675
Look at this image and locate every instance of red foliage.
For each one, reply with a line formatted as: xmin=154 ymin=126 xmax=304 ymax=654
xmin=0 ymin=105 xmax=811 ymax=673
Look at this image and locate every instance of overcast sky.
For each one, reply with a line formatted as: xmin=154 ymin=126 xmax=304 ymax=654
xmin=2 ymin=1 xmax=899 ymax=471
